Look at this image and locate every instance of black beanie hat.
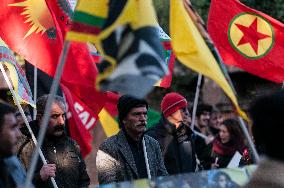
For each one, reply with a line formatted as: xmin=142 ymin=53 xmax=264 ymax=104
xmin=117 ymin=95 xmax=148 ymax=124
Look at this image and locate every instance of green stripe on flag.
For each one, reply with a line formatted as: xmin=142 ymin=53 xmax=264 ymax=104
xmin=73 ymin=11 xmax=105 ymax=28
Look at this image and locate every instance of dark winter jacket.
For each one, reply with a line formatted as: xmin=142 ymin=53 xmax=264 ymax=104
xmin=96 ymin=130 xmax=168 ymax=185
xmin=146 ymin=116 xmax=196 ymax=174
xmin=18 ymin=121 xmax=90 ymax=188
xmin=193 ymin=126 xmax=213 ymax=170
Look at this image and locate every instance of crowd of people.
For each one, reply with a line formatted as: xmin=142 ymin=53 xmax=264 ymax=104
xmin=0 ymin=91 xmax=283 ymax=188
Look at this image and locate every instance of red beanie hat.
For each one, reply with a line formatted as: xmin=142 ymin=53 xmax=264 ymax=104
xmin=161 ymin=92 xmax=188 ymax=118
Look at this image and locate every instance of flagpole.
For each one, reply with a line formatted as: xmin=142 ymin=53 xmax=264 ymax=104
xmin=0 ymin=63 xmax=58 ymax=188
xmin=142 ymin=137 xmax=151 ymax=179
xmin=190 ymin=73 xmax=202 ymax=130
xmin=189 ymin=74 xmax=210 ymax=141
xmin=212 ymin=47 xmax=259 ymax=163
xmin=25 ymin=41 xmax=70 ymax=188
xmin=186 ymin=0 xmax=259 ymax=163
xmin=33 ymin=66 xmax=37 ymax=120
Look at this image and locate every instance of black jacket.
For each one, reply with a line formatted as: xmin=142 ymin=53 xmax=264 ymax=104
xmin=146 ymin=116 xmax=196 ymax=174
xmin=193 ymin=127 xmax=213 ymax=170
xmin=18 ymin=121 xmax=90 ymax=188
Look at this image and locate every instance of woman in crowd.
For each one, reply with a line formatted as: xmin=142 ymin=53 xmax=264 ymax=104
xmin=211 ymin=171 xmax=239 ymax=188
xmin=211 ymin=119 xmax=251 ymax=168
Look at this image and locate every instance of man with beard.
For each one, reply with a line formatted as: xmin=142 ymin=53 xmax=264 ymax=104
xmin=96 ymin=95 xmax=168 ymax=184
xmin=18 ymin=95 xmax=90 ymax=188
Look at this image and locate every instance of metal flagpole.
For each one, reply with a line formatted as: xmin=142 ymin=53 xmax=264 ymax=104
xmin=190 ymin=73 xmax=202 ymax=130
xmin=25 ymin=41 xmax=70 ymax=188
xmin=0 ymin=64 xmax=58 ymax=188
xmin=189 ymin=74 xmax=211 ymax=141
xmin=33 ymin=66 xmax=37 ymax=120
xmin=142 ymin=137 xmax=151 ymax=179
xmin=186 ymin=0 xmax=259 ymax=163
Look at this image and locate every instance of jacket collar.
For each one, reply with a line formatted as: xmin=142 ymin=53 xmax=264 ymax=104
xmin=117 ymin=130 xmax=139 ymax=177
xmin=116 ymin=130 xmax=155 ymax=178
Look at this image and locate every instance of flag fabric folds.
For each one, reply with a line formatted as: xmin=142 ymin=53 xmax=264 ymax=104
xmin=98 ymin=91 xmax=120 ymax=137
xmin=208 ymin=0 xmax=284 ymax=83
xmin=0 ymin=0 xmax=106 ymax=156
xmin=0 ymin=0 xmax=63 ymax=76
xmin=170 ymin=0 xmax=247 ymax=119
xmin=0 ymin=39 xmax=35 ymax=107
xmin=158 ymin=26 xmax=175 ymax=88
xmin=67 ymin=0 xmax=168 ymax=98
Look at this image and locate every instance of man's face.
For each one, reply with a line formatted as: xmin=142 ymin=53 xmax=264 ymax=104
xmin=181 ymin=107 xmax=191 ymax=127
xmin=168 ymin=107 xmax=191 ymax=128
xmin=197 ymin=111 xmax=210 ymax=128
xmin=123 ymin=106 xmax=147 ymax=141
xmin=0 ymin=113 xmax=21 ymax=158
xmin=40 ymin=102 xmax=66 ymax=138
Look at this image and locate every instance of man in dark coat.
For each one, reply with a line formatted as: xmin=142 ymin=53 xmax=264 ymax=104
xmin=18 ymin=95 xmax=90 ymax=188
xmin=0 ymin=102 xmax=34 ymax=188
xmin=96 ymin=95 xmax=168 ymax=185
xmin=146 ymin=92 xmax=196 ymax=174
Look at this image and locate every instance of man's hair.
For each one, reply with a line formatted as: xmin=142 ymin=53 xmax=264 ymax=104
xmin=117 ymin=95 xmax=148 ymax=127
xmin=36 ymin=94 xmax=66 ymax=115
xmin=196 ymin=103 xmax=213 ymax=117
xmin=250 ymin=91 xmax=284 ymax=161
xmin=0 ymin=103 xmax=16 ymax=131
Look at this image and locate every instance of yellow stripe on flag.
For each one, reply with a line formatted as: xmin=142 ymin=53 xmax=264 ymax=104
xmin=76 ymin=0 xmax=109 ymax=18
xmin=98 ymin=108 xmax=119 ymax=137
xmin=66 ymin=31 xmax=100 ymax=43
xmin=170 ymin=0 xmax=248 ymax=120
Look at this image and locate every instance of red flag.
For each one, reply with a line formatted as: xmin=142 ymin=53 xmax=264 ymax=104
xmin=0 ymin=0 xmax=106 ymax=156
xmin=62 ymin=85 xmax=97 ymax=157
xmin=45 ymin=1 xmax=107 ymax=156
xmin=208 ymin=0 xmax=284 ymax=83
xmin=0 ymin=0 xmax=62 ymax=76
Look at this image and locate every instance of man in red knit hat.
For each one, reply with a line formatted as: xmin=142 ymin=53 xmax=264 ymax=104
xmin=146 ymin=92 xmax=196 ymax=174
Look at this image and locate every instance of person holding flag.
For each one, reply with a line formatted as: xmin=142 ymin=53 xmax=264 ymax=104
xmin=18 ymin=95 xmax=90 ymax=188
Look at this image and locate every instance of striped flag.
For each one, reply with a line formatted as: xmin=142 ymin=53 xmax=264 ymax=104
xmin=0 ymin=39 xmax=35 ymax=107
xmin=66 ymin=0 xmax=168 ymax=98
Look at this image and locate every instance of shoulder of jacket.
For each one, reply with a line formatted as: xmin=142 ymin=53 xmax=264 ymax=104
xmin=65 ymin=137 xmax=81 ymax=153
xmin=144 ymin=135 xmax=160 ymax=147
xmin=146 ymin=123 xmax=165 ymax=135
xmin=99 ymin=134 xmax=119 ymax=151
xmin=18 ymin=139 xmax=35 ymax=154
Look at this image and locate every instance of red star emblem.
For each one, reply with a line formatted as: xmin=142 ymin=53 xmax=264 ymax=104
xmin=235 ymin=18 xmax=270 ymax=55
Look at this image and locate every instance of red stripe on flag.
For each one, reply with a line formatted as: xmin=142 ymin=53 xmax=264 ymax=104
xmin=71 ymin=22 xmax=102 ymax=35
